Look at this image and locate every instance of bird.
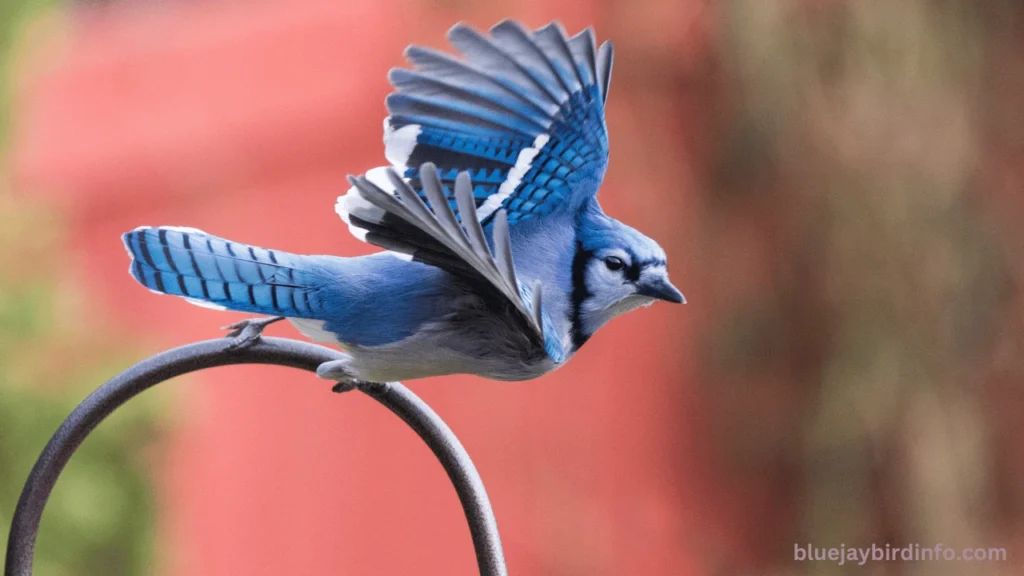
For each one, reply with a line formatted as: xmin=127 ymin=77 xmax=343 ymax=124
xmin=121 ymin=20 xmax=685 ymax=384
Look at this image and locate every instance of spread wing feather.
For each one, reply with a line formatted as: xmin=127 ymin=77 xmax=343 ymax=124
xmin=345 ymin=163 xmax=563 ymax=361
xmin=337 ymin=19 xmax=614 ymax=242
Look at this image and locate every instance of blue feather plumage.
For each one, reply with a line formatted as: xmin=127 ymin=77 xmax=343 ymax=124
xmin=121 ymin=20 xmax=684 ymax=384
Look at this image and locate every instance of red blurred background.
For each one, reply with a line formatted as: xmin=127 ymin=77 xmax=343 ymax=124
xmin=3 ymin=0 xmax=1024 ymax=575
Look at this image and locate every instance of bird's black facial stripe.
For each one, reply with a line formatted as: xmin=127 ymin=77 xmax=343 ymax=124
xmin=626 ymin=257 xmax=666 ymax=283
xmin=569 ymin=241 xmax=593 ymax=351
xmin=624 ymin=262 xmax=640 ymax=282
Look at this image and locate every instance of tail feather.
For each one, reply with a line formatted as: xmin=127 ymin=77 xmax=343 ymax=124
xmin=122 ymin=227 xmax=320 ymax=318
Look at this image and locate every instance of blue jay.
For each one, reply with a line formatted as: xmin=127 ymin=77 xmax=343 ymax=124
xmin=122 ymin=20 xmax=684 ymax=384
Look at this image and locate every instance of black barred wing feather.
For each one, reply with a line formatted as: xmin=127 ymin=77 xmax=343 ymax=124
xmin=358 ymin=20 xmax=612 ymax=228
xmin=345 ymin=163 xmax=566 ymax=364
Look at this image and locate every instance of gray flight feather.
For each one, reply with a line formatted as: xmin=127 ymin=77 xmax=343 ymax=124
xmin=447 ymin=23 xmax=562 ymax=106
xmin=596 ymin=40 xmax=614 ymax=104
xmin=530 ymin=280 xmax=544 ymax=336
xmin=533 ymin=22 xmax=583 ymax=92
xmin=491 ymin=209 xmax=517 ymax=295
xmin=490 ymin=20 xmax=573 ymax=101
xmin=420 ymin=164 xmax=465 ymax=240
xmin=386 ymin=92 xmax=533 ymax=137
xmin=454 ymin=172 xmax=489 ymax=255
xmin=403 ymin=46 xmax=557 ymax=117
xmin=568 ymin=27 xmax=598 ymax=86
xmin=349 ymin=165 xmax=544 ymax=336
xmin=388 ymin=68 xmax=549 ymax=129
xmin=386 ymin=169 xmax=446 ymax=239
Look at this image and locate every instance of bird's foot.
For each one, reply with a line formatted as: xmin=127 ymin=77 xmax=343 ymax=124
xmin=317 ymin=359 xmax=361 ymax=393
xmin=223 ymin=316 xmax=286 ymax=349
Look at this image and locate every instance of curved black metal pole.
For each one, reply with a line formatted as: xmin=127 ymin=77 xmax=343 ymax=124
xmin=3 ymin=336 xmax=507 ymax=576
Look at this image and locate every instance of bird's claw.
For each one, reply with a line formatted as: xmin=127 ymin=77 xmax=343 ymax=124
xmin=328 ymin=379 xmax=386 ymax=394
xmin=331 ymin=381 xmax=357 ymax=394
xmin=223 ymin=316 xmax=286 ymax=349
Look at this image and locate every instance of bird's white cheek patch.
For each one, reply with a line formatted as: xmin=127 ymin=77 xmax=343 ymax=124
xmin=582 ymin=263 xmax=633 ymax=312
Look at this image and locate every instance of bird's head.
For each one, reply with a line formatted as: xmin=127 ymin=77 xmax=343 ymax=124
xmin=571 ymin=203 xmax=684 ymax=348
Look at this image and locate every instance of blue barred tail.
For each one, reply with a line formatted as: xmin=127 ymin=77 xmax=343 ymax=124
xmin=122 ymin=227 xmax=321 ymax=318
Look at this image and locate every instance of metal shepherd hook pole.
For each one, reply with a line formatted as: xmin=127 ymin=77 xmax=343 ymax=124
xmin=3 ymin=323 xmax=508 ymax=576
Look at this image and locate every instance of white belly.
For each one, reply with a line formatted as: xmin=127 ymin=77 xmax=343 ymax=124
xmin=289 ymin=318 xmax=559 ymax=382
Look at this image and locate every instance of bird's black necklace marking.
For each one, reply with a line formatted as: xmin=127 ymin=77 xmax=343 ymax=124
xmin=569 ymin=240 xmax=592 ymax=351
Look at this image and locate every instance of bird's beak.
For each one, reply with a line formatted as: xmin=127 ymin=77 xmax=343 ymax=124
xmin=637 ymin=277 xmax=686 ymax=304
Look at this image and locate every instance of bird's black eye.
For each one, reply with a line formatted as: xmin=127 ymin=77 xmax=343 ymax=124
xmin=604 ymin=256 xmax=625 ymax=271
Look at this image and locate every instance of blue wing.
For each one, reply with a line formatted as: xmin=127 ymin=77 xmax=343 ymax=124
xmin=344 ymin=20 xmax=612 ymax=231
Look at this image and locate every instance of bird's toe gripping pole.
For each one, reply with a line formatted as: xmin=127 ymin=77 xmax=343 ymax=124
xmin=222 ymin=316 xmax=287 ymax=349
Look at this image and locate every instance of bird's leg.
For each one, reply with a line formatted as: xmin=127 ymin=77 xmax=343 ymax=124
xmin=222 ymin=316 xmax=286 ymax=349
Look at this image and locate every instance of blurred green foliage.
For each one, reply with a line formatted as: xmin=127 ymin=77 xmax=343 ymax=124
xmin=0 ymin=0 xmax=49 ymax=145
xmin=1 ymin=2 xmax=163 ymax=574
